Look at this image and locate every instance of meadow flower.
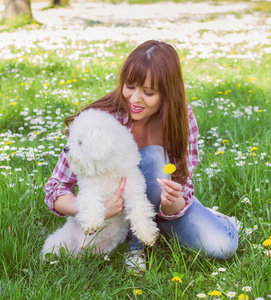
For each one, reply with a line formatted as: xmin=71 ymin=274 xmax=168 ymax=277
xmin=171 ymin=276 xmax=182 ymax=283
xmin=255 ymin=297 xmax=265 ymax=300
xmin=197 ymin=293 xmax=207 ymax=298
xmin=262 ymin=239 xmax=271 ymax=247
xmin=245 ymin=228 xmax=253 ymax=235
xmin=208 ymin=291 xmax=222 ymax=297
xmin=227 ymin=291 xmax=237 ymax=298
xmin=133 ymin=289 xmax=142 ymax=295
xmin=163 ymin=163 xmax=176 ymax=180
xmin=242 ymin=286 xmax=252 ymax=292
xmin=238 ymin=294 xmax=249 ymax=300
xmin=250 ymin=147 xmax=258 ymax=151
xmin=241 ymin=197 xmax=250 ymax=204
xmin=218 ymin=267 xmax=226 ymax=272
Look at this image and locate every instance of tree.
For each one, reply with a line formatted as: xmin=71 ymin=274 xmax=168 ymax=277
xmin=4 ymin=0 xmax=32 ymax=19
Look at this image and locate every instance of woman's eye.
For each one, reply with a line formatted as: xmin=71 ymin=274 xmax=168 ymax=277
xmin=127 ymin=85 xmax=135 ymax=90
xmin=144 ymin=91 xmax=154 ymax=96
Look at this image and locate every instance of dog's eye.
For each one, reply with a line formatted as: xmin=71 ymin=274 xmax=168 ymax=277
xmin=78 ymin=140 xmax=83 ymax=145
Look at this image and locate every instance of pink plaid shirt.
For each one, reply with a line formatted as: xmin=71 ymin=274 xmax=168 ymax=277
xmin=44 ymin=105 xmax=199 ymax=220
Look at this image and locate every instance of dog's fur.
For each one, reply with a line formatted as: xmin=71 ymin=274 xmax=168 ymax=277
xmin=41 ymin=109 xmax=159 ymax=257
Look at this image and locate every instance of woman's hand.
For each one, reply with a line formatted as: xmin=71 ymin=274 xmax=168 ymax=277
xmin=157 ymin=178 xmax=186 ymax=216
xmin=104 ymin=176 xmax=127 ymax=220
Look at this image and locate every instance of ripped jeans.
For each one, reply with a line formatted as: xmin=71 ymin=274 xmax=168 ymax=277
xmin=126 ymin=145 xmax=238 ymax=260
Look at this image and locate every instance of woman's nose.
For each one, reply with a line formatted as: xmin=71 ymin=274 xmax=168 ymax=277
xmin=131 ymin=88 xmax=142 ymax=101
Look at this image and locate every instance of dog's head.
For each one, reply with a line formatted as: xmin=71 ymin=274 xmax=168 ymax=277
xmin=64 ymin=110 xmax=118 ymax=177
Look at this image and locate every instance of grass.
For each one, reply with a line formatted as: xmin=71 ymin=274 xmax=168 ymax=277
xmin=0 ymin=3 xmax=271 ymax=299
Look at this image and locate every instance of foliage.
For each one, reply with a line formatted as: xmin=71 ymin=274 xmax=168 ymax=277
xmin=0 ymin=3 xmax=270 ymax=299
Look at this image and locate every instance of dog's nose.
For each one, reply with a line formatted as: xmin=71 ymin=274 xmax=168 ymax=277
xmin=63 ymin=146 xmax=70 ymax=153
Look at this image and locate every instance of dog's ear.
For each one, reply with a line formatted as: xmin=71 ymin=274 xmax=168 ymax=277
xmin=85 ymin=127 xmax=116 ymax=160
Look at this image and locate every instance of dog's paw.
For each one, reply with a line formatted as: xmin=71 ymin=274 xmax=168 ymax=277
xmin=134 ymin=226 xmax=159 ymax=247
xmin=84 ymin=227 xmax=99 ymax=236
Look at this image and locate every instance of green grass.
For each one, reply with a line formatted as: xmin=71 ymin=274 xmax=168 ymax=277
xmin=0 ymin=7 xmax=271 ymax=300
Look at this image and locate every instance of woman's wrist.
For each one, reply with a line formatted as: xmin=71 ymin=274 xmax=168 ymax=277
xmin=160 ymin=196 xmax=186 ymax=216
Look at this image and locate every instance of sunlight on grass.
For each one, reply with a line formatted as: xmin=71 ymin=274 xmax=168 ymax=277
xmin=0 ymin=2 xmax=270 ymax=299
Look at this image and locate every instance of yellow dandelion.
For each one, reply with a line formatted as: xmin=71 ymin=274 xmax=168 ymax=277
xmin=262 ymin=239 xmax=271 ymax=247
xmin=237 ymin=67 xmax=242 ymax=70
xmin=192 ymin=96 xmax=197 ymax=100
xmin=216 ymin=151 xmax=223 ymax=154
xmin=237 ymin=83 xmax=241 ymax=87
xmin=248 ymin=90 xmax=252 ymax=93
xmin=217 ymin=91 xmax=223 ymax=94
xmin=34 ymin=132 xmax=40 ymax=135
xmin=5 ymin=141 xmax=13 ymax=145
xmin=258 ymin=110 xmax=263 ymax=113
xmin=55 ymin=136 xmax=60 ymax=139
xmin=73 ymin=102 xmax=79 ymax=105
xmin=208 ymin=290 xmax=222 ymax=296
xmin=222 ymin=139 xmax=228 ymax=144
xmin=66 ymin=80 xmax=72 ymax=84
xmin=101 ymin=61 xmax=106 ymax=66
xmin=225 ymin=90 xmax=231 ymax=95
xmin=9 ymin=102 xmax=16 ymax=106
xmin=250 ymin=147 xmax=258 ymax=151
xmin=85 ymin=69 xmax=89 ymax=73
xmin=171 ymin=276 xmax=182 ymax=283
xmin=133 ymin=289 xmax=142 ymax=295
xmin=238 ymin=294 xmax=249 ymax=300
xmin=163 ymin=164 xmax=176 ymax=175
xmin=59 ymin=81 xmax=64 ymax=85
xmin=20 ymin=82 xmax=25 ymax=86
xmin=72 ymin=79 xmax=78 ymax=82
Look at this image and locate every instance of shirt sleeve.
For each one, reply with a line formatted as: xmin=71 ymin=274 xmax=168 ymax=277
xmin=44 ymin=150 xmax=77 ymax=217
xmin=158 ymin=105 xmax=199 ymax=220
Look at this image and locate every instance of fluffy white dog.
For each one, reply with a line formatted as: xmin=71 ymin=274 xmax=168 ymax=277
xmin=42 ymin=109 xmax=159 ymax=257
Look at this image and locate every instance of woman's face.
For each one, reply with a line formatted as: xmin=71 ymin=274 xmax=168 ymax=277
xmin=122 ymin=72 xmax=161 ymax=124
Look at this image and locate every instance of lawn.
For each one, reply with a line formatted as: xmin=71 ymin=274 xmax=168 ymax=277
xmin=0 ymin=1 xmax=270 ymax=299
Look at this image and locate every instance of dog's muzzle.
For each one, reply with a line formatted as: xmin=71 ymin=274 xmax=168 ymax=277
xmin=63 ymin=146 xmax=70 ymax=153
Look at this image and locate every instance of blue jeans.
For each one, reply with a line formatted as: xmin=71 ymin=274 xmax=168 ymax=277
xmin=126 ymin=145 xmax=239 ymax=260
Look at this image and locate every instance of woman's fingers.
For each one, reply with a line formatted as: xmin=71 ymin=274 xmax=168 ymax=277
xmin=112 ymin=176 xmax=127 ymax=201
xmin=157 ymin=178 xmax=182 ymax=198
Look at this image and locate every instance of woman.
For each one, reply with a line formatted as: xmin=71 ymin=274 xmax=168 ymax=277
xmin=44 ymin=40 xmax=239 ymax=272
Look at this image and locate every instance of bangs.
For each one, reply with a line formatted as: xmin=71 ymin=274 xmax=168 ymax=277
xmin=122 ymin=56 xmax=159 ymax=90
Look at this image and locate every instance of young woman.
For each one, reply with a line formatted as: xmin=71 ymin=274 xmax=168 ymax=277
xmin=44 ymin=40 xmax=239 ymax=272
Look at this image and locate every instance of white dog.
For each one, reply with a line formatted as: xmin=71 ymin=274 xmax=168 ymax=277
xmin=41 ymin=109 xmax=159 ymax=257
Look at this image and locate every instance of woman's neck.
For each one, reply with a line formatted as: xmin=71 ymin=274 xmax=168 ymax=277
xmin=131 ymin=118 xmax=163 ymax=149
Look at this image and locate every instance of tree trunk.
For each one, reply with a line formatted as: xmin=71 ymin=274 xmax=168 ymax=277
xmin=4 ymin=0 xmax=32 ymax=19
xmin=53 ymin=0 xmax=61 ymax=6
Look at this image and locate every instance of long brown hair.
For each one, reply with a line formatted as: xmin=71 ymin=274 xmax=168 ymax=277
xmin=65 ymin=40 xmax=189 ymax=184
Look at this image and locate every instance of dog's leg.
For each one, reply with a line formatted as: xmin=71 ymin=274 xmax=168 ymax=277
xmin=123 ymin=168 xmax=159 ymax=246
xmin=75 ymin=189 xmax=105 ymax=235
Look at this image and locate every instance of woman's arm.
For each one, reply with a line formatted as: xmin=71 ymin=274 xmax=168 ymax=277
xmin=53 ymin=176 xmax=127 ymax=219
xmin=157 ymin=178 xmax=186 ymax=215
xmin=53 ymin=193 xmax=78 ymax=216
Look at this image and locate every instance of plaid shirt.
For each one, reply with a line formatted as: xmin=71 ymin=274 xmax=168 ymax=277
xmin=44 ymin=105 xmax=199 ymax=220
